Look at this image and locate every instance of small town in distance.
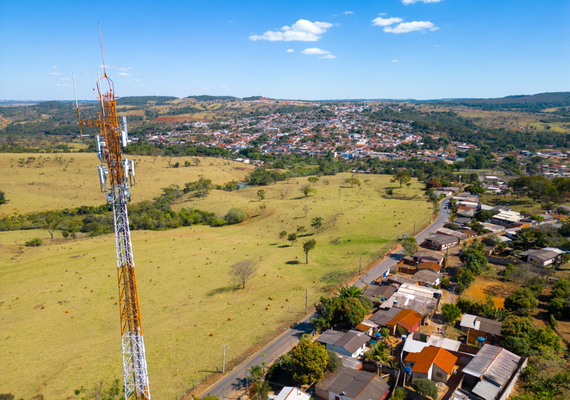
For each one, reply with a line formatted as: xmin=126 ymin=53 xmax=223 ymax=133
xmin=1 ymin=2 xmax=570 ymax=399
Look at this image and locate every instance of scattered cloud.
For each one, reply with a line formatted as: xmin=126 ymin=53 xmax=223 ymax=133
xmin=118 ymin=67 xmax=133 ymax=71
xmin=135 ymin=79 xmax=143 ymax=82
xmin=383 ymin=21 xmax=439 ymax=33
xmin=52 ymin=66 xmax=58 ymax=69
xmin=59 ymin=77 xmax=70 ymax=81
xmin=434 ymin=44 xmax=442 ymax=47
xmin=392 ymin=59 xmax=399 ymax=62
xmin=221 ymin=85 xmax=231 ymax=91
xmin=372 ymin=17 xmax=403 ymax=27
xmin=378 ymin=13 xmax=386 ymax=16
xmin=344 ymin=11 xmax=353 ymax=14
xmin=301 ymin=48 xmax=336 ymax=59
xmin=50 ymin=72 xmax=62 ymax=76
xmin=56 ymin=83 xmax=70 ymax=87
xmin=402 ymin=0 xmax=442 ymax=4
xmin=99 ymin=64 xmax=109 ymax=69
xmin=250 ymin=19 xmax=333 ymax=42
xmin=118 ymin=72 xmax=131 ymax=76
xmin=286 ymin=49 xmax=294 ymax=53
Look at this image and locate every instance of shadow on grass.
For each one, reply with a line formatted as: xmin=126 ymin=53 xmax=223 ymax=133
xmin=286 ymin=260 xmax=300 ymax=265
xmin=299 ymin=233 xmax=314 ymax=238
xmin=269 ymin=243 xmax=279 ymax=246
xmin=206 ymin=285 xmax=240 ymax=297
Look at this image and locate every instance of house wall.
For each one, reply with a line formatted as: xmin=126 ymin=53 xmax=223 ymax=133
xmin=432 ymin=364 xmax=450 ymax=384
xmin=411 ymin=370 xmax=430 ymax=381
xmin=328 ymin=344 xmax=365 ymax=358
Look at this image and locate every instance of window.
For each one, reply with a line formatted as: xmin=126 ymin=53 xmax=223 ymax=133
xmin=436 ymin=372 xmax=443 ymax=378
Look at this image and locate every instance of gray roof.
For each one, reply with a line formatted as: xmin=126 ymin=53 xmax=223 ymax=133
xmin=333 ymin=331 xmax=370 ymax=353
xmin=315 ymin=330 xmax=345 ymax=346
xmin=463 ymin=344 xmax=521 ymax=400
xmin=363 ymin=285 xmax=396 ymax=301
xmin=380 ymin=293 xmax=438 ymax=316
xmin=459 ymin=314 xmax=502 ymax=336
xmin=412 ymin=269 xmax=440 ymax=284
xmin=425 ymin=234 xmax=459 ymax=245
xmin=316 ymin=367 xmax=389 ymax=400
xmin=385 ymin=275 xmax=417 ymax=286
xmin=413 ymin=250 xmax=445 ymax=262
xmin=369 ymin=307 xmax=401 ymax=325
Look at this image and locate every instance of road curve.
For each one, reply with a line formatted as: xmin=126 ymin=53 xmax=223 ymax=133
xmin=199 ymin=198 xmax=450 ymax=399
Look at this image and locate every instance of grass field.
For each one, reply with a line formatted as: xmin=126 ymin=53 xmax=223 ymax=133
xmin=0 ymin=153 xmax=252 ymax=215
xmin=0 ymin=162 xmax=432 ymax=400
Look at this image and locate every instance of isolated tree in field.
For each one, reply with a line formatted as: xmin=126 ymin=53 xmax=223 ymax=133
xmin=344 ymin=177 xmax=361 ymax=188
xmin=296 ymin=225 xmax=307 ymax=235
xmin=308 ymin=176 xmax=319 ymax=188
xmin=391 ymin=171 xmax=411 ymax=188
xmin=224 ymin=207 xmax=247 ymax=224
xmin=257 ymin=189 xmax=266 ymax=201
xmin=290 ymin=334 xmax=330 ymax=385
xmin=442 ymin=303 xmax=462 ymax=324
xmin=288 ymin=233 xmax=298 ymax=246
xmin=37 ymin=211 xmax=63 ymax=240
xmin=0 ymin=189 xmax=7 ymax=205
xmin=193 ymin=157 xmax=201 ymax=167
xmin=230 ymin=260 xmax=257 ymax=289
xmin=303 ymin=205 xmax=309 ymax=217
xmin=311 ymin=217 xmax=323 ymax=233
xmin=279 ymin=230 xmax=288 ymax=244
xmin=401 ymin=237 xmax=418 ymax=256
xmin=303 ymin=239 xmax=316 ymax=264
xmin=301 ymin=185 xmax=316 ymax=198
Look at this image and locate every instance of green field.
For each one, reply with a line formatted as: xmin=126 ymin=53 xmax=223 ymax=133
xmin=0 ymin=159 xmax=432 ymax=399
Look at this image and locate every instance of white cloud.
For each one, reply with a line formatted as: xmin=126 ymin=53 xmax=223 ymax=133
xmin=402 ymin=0 xmax=442 ymax=4
xmin=384 ymin=21 xmax=438 ymax=33
xmin=250 ymin=19 xmax=333 ymax=41
xmin=392 ymin=59 xmax=399 ymax=62
xmin=50 ymin=72 xmax=62 ymax=76
xmin=372 ymin=17 xmax=403 ymax=26
xmin=378 ymin=13 xmax=386 ymax=16
xmin=286 ymin=49 xmax=294 ymax=53
xmin=118 ymin=67 xmax=133 ymax=71
xmin=99 ymin=64 xmax=109 ymax=69
xmin=344 ymin=11 xmax=353 ymax=14
xmin=135 ymin=79 xmax=143 ymax=82
xmin=301 ymin=48 xmax=336 ymax=59
xmin=118 ymin=72 xmax=131 ymax=76
xmin=56 ymin=83 xmax=70 ymax=87
xmin=52 ymin=66 xmax=58 ymax=69
xmin=434 ymin=44 xmax=442 ymax=47
xmin=59 ymin=77 xmax=70 ymax=81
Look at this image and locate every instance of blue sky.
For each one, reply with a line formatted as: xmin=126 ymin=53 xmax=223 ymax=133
xmin=1 ymin=0 xmax=569 ymax=101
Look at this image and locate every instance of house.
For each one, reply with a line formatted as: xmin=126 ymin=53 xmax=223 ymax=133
xmin=369 ymin=307 xmax=402 ymax=328
xmin=404 ymin=346 xmax=458 ymax=383
xmin=424 ymin=234 xmax=459 ymax=250
xmin=385 ymin=309 xmax=424 ymax=336
xmin=491 ymin=211 xmax=521 ymax=227
xmin=315 ymin=367 xmax=390 ymax=400
xmin=437 ymin=227 xmax=469 ymax=241
xmin=461 ymin=344 xmax=523 ymax=400
xmin=417 ymin=261 xmax=443 ymax=273
xmin=480 ymin=222 xmax=506 ymax=235
xmin=460 ymin=314 xmax=503 ymax=345
xmin=520 ymin=248 xmax=561 ymax=267
xmin=362 ymin=285 xmax=396 ymax=303
xmin=412 ymin=250 xmax=445 ymax=265
xmin=380 ymin=283 xmax=442 ymax=317
xmin=412 ymin=270 xmax=441 ymax=287
xmin=274 ymin=387 xmax=311 ymax=400
xmin=355 ymin=318 xmax=379 ymax=336
xmin=316 ymin=330 xmax=370 ymax=358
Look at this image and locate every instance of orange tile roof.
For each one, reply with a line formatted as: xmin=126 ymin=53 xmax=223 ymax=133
xmin=404 ymin=346 xmax=458 ymax=374
xmin=386 ymin=309 xmax=423 ymax=332
xmin=417 ymin=262 xmax=441 ymax=272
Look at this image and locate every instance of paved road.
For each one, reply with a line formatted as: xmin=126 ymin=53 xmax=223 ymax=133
xmin=199 ymin=198 xmax=451 ymax=399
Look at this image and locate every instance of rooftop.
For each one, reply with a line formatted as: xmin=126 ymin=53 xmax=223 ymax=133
xmin=316 ymin=367 xmax=390 ymax=400
xmin=405 ymin=346 xmax=458 ymax=374
xmin=386 ymin=309 xmax=424 ymax=332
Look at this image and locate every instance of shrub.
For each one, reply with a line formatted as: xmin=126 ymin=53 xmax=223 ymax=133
xmin=359 ymin=295 xmax=374 ymax=313
xmin=211 ymin=218 xmax=226 ymax=227
xmin=326 ymin=350 xmax=342 ymax=372
xmin=25 ymin=237 xmax=42 ymax=247
xmin=411 ymin=378 xmax=438 ymax=399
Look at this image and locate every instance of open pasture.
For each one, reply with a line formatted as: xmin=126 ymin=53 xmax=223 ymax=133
xmin=0 ymin=171 xmax=431 ymax=399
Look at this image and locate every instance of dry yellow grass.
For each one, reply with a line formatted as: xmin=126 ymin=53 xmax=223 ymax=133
xmin=0 ymin=165 xmax=431 ymax=399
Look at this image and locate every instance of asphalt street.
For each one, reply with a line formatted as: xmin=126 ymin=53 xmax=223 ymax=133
xmin=199 ymin=198 xmax=451 ymax=399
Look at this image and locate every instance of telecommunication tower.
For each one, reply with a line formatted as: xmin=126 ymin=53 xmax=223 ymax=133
xmin=73 ymin=27 xmax=151 ymax=400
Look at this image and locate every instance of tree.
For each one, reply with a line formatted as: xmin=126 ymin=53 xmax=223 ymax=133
xmin=279 ymin=230 xmax=287 ymax=244
xmin=516 ymin=229 xmax=537 ymax=251
xmin=257 ymin=189 xmax=266 ymax=201
xmin=363 ymin=341 xmax=393 ymax=373
xmin=303 ymin=239 xmax=317 ymax=264
xmin=401 ymin=237 xmax=418 ymax=256
xmin=442 ymin=303 xmax=462 ymax=324
xmin=296 ymin=225 xmax=307 ymax=235
xmin=301 ymin=185 xmax=316 ymax=198
xmin=224 ymin=208 xmax=246 ymax=224
xmin=311 ymin=295 xmax=365 ymax=331
xmin=411 ymin=378 xmax=438 ymax=399
xmin=290 ymin=334 xmax=330 ymax=385
xmin=391 ymin=171 xmax=411 ymax=188
xmin=426 ymin=178 xmax=441 ymax=189
xmin=230 ymin=260 xmax=257 ymax=289
xmin=308 ymin=177 xmax=319 ymax=188
xmin=37 ymin=211 xmax=62 ymax=240
xmin=504 ymin=288 xmax=538 ymax=317
xmin=392 ymin=389 xmax=407 ymax=400
xmin=311 ymin=217 xmax=323 ymax=233
xmin=344 ymin=177 xmax=361 ymax=188
xmin=338 ymin=286 xmax=364 ymax=299
xmin=326 ymin=350 xmax=341 ymax=372
xmin=460 ymin=248 xmax=489 ymax=275
xmin=455 ymin=268 xmax=475 ymax=292
xmin=74 ymin=378 xmax=123 ymax=400
xmin=0 ymin=190 xmax=7 ymax=205
xmin=303 ymin=205 xmax=309 ymax=217
xmin=287 ymin=233 xmax=298 ymax=246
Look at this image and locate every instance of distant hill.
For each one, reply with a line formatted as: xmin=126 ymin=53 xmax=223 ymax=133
xmin=186 ymin=95 xmax=238 ymax=102
xmin=437 ymin=92 xmax=570 ymax=111
xmin=117 ymin=96 xmax=178 ymax=106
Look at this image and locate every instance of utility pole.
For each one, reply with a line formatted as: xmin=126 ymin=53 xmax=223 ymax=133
xmin=359 ymin=256 xmax=362 ymax=274
xmin=222 ymin=388 xmax=225 ymax=400
xmin=222 ymin=344 xmax=226 ymax=373
xmin=339 ymin=187 xmax=341 ymax=200
xmin=413 ymin=221 xmax=416 ymax=236
xmin=305 ymin=289 xmax=308 ymax=314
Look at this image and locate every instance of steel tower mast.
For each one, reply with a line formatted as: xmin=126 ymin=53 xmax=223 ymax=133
xmin=74 ymin=28 xmax=151 ymax=400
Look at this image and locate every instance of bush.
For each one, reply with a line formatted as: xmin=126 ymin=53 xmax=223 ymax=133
xmin=224 ymin=207 xmax=246 ymax=224
xmin=359 ymin=295 xmax=374 ymax=313
xmin=211 ymin=218 xmax=226 ymax=227
xmin=0 ymin=394 xmax=15 ymax=400
xmin=442 ymin=303 xmax=462 ymax=324
xmin=25 ymin=237 xmax=42 ymax=246
xmin=326 ymin=350 xmax=341 ymax=372
xmin=411 ymin=378 xmax=438 ymax=399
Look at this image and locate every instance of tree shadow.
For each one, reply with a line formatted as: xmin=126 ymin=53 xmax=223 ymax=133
xmin=269 ymin=243 xmax=278 ymax=246
xmin=278 ymin=245 xmax=291 ymax=248
xmin=206 ymin=284 xmax=240 ymax=297
xmin=299 ymin=233 xmax=314 ymax=238
xmin=286 ymin=260 xmax=300 ymax=265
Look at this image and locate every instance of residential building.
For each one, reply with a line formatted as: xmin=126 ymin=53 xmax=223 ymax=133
xmin=274 ymin=387 xmax=311 ymax=400
xmin=520 ymin=248 xmax=561 ymax=267
xmin=404 ymin=346 xmax=458 ymax=383
xmin=385 ymin=309 xmax=424 ymax=335
xmin=315 ymin=330 xmax=370 ymax=358
xmin=315 ymin=367 xmax=390 ymax=400
xmin=424 ymin=234 xmax=459 ymax=250
xmin=460 ymin=314 xmax=503 ymax=345
xmin=412 ymin=250 xmax=445 ymax=265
